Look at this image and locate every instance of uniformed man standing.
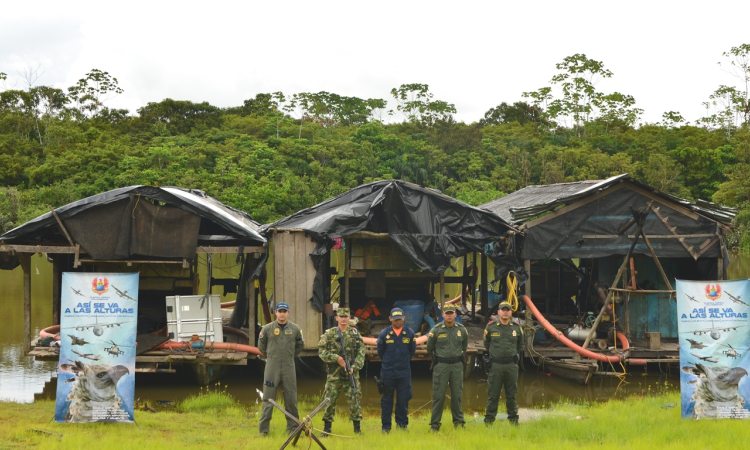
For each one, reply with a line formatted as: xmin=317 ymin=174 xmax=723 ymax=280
xmin=377 ymin=307 xmax=417 ymax=433
xmin=318 ymin=308 xmax=366 ymax=436
xmin=257 ymin=302 xmax=305 ymax=436
xmin=483 ymin=301 xmax=524 ymax=426
xmin=426 ymin=303 xmax=469 ymax=431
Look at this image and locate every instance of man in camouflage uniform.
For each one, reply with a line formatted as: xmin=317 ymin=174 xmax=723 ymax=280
xmin=318 ymin=307 xmax=366 ymax=436
xmin=426 ymin=303 xmax=469 ymax=431
xmin=257 ymin=302 xmax=305 ymax=436
xmin=483 ymin=301 xmax=524 ymax=426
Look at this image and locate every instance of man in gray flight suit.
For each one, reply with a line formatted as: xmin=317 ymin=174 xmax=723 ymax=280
xmin=257 ymin=302 xmax=305 ymax=436
xmin=483 ymin=301 xmax=524 ymax=426
xmin=426 ymin=303 xmax=468 ymax=431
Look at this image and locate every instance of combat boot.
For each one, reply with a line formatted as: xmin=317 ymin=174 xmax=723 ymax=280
xmin=319 ymin=421 xmax=332 ymax=437
xmin=353 ymin=421 xmax=362 ymax=434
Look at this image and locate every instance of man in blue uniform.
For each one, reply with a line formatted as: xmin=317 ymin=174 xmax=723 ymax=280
xmin=377 ymin=307 xmax=417 ymax=433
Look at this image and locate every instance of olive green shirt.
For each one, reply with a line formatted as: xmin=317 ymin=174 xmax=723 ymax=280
xmin=426 ymin=322 xmax=469 ymax=358
xmin=258 ymin=321 xmax=304 ymax=359
xmin=483 ymin=319 xmax=524 ymax=359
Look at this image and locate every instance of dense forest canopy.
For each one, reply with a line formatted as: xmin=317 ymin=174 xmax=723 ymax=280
xmin=2 ymin=45 xmax=750 ymax=248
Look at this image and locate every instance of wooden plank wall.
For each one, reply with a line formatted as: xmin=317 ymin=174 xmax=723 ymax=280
xmin=273 ymin=231 xmax=322 ymax=349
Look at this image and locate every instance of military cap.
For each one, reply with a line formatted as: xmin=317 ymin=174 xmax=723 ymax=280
xmin=275 ymin=302 xmax=290 ymax=311
xmin=498 ymin=301 xmax=512 ymax=310
xmin=442 ymin=304 xmax=457 ymax=312
xmin=390 ymin=307 xmax=404 ymax=318
xmin=336 ymin=307 xmax=350 ymax=317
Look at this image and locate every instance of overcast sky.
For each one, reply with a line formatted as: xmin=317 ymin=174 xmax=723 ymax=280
xmin=1 ymin=1 xmax=749 ymax=125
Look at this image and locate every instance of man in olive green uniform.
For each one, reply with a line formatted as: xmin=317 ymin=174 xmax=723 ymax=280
xmin=257 ymin=302 xmax=305 ymax=436
xmin=318 ymin=307 xmax=366 ymax=436
xmin=483 ymin=301 xmax=524 ymax=426
xmin=426 ymin=303 xmax=469 ymax=431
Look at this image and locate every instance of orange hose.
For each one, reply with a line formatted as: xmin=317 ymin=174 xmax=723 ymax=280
xmin=155 ymin=340 xmax=264 ymax=356
xmin=522 ymin=295 xmax=626 ymax=363
xmin=221 ymin=301 xmax=236 ymax=308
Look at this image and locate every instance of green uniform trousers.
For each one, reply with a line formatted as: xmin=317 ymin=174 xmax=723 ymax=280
xmin=322 ymin=376 xmax=363 ymax=422
xmin=430 ymin=362 xmax=464 ymax=428
xmin=258 ymin=357 xmax=298 ymax=434
xmin=485 ymin=362 xmax=519 ymax=423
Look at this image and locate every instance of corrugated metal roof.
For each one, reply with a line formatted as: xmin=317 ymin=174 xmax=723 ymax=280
xmin=480 ymin=174 xmax=737 ymax=226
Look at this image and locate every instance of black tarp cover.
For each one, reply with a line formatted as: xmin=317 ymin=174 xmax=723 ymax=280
xmin=0 ymin=186 xmax=265 ymax=248
xmin=522 ymin=187 xmax=724 ymax=261
xmin=264 ymin=180 xmax=518 ymax=274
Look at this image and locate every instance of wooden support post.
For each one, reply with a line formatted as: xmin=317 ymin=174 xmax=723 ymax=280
xmin=524 ymin=259 xmax=531 ymax=298
xmin=19 ymin=254 xmax=32 ymax=354
xmin=480 ymin=254 xmax=488 ymax=321
xmin=582 ymin=226 xmax=643 ymax=350
xmin=247 ymin=271 xmax=257 ymax=347
xmin=641 ymin=233 xmax=674 ymax=293
xmin=52 ymin=258 xmax=61 ymax=326
xmin=344 ymin=239 xmax=350 ymax=307
xmin=472 ymin=252 xmax=477 ymax=319
xmin=717 ymin=257 xmax=724 ymax=280
xmin=440 ymin=273 xmax=446 ymax=311
xmin=462 ymin=256 xmax=468 ymax=309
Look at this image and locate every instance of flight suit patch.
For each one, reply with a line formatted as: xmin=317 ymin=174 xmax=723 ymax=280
xmin=285 ymin=329 xmax=292 ymax=335
xmin=274 ymin=328 xmax=280 ymax=336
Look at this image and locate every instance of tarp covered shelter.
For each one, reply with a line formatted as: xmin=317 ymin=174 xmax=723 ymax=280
xmin=480 ymin=174 xmax=734 ymax=262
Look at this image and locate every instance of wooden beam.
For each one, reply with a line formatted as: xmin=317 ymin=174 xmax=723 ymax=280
xmin=52 ymin=258 xmax=61 ymax=326
xmin=19 ymin=254 xmax=32 ymax=354
xmin=480 ymin=254 xmax=488 ymax=320
xmin=627 ymin=183 xmax=700 ymax=220
xmin=196 ymin=246 xmax=266 ymax=254
xmin=48 ymin=205 xmax=76 ymax=247
xmin=0 ymin=244 xmax=78 ymax=254
xmin=247 ymin=265 xmax=257 ymax=347
xmin=609 ymin=288 xmax=676 ymax=294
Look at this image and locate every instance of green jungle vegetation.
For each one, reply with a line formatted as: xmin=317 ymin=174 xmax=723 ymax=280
xmin=2 ymin=45 xmax=750 ymax=248
xmin=1 ymin=388 xmax=746 ymax=449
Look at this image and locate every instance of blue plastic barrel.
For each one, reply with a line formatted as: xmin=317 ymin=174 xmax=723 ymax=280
xmin=488 ymin=292 xmax=502 ymax=308
xmin=393 ymin=300 xmax=425 ymax=331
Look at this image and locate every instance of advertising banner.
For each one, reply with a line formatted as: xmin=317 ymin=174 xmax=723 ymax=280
xmin=677 ymin=279 xmax=750 ymax=419
xmin=54 ymin=273 xmax=138 ymax=423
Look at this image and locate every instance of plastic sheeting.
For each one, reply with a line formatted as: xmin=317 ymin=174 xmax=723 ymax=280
xmin=0 ymin=186 xmax=265 ymax=246
xmin=264 ymin=180 xmax=518 ymax=274
xmin=263 ymin=180 xmax=524 ymax=312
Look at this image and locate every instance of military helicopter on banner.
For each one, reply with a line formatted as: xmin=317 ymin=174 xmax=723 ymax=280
xmin=680 ymin=319 xmax=748 ymax=341
xmin=720 ymin=343 xmax=748 ymax=359
xmin=67 ymin=315 xmax=132 ymax=337
xmin=100 ymin=340 xmax=134 ymax=357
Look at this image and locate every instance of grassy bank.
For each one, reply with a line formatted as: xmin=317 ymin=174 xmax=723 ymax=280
xmin=0 ymin=389 xmax=745 ymax=450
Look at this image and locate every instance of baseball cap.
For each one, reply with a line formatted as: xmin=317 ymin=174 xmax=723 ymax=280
xmin=390 ymin=307 xmax=404 ymax=318
xmin=276 ymin=302 xmax=290 ymax=311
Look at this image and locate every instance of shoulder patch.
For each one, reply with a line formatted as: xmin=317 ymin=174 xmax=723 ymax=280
xmin=429 ymin=332 xmax=434 ymax=337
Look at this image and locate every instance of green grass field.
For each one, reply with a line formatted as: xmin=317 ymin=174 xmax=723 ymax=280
xmin=1 ymin=385 xmax=746 ymax=450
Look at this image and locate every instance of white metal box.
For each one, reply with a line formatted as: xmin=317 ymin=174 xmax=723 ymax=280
xmin=166 ymin=294 xmax=224 ymax=342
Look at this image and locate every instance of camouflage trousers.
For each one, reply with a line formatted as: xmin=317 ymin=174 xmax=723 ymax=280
xmin=322 ymin=375 xmax=362 ymax=422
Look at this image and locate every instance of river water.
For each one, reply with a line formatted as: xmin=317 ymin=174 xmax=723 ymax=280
xmin=3 ymin=253 xmax=747 ymax=408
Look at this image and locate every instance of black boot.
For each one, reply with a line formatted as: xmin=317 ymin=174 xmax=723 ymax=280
xmin=353 ymin=421 xmax=362 ymax=435
xmin=319 ymin=421 xmax=332 ymax=437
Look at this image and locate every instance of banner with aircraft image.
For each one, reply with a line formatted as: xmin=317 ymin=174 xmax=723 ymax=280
xmin=677 ymin=279 xmax=750 ymax=419
xmin=54 ymin=272 xmax=138 ymax=423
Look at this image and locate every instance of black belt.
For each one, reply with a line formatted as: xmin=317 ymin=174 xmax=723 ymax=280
xmin=436 ymin=357 xmax=462 ymax=364
xmin=490 ymin=357 xmax=514 ymax=364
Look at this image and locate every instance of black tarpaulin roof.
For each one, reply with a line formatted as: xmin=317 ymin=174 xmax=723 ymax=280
xmin=480 ymin=175 xmax=736 ymax=261
xmin=480 ymin=174 xmax=737 ymax=226
xmin=0 ymin=186 xmax=265 ymax=246
xmin=263 ymin=180 xmax=518 ymax=274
